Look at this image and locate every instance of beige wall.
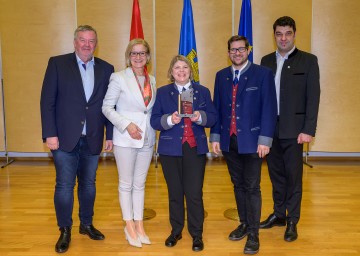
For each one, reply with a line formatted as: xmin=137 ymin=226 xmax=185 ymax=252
xmin=0 ymin=0 xmax=359 ymax=153
xmin=0 ymin=0 xmax=76 ymax=152
xmin=311 ymin=0 xmax=360 ymax=152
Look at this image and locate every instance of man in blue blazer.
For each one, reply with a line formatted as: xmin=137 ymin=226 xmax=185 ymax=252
xmin=40 ymin=25 xmax=114 ymax=253
xmin=210 ymin=35 xmax=277 ymax=255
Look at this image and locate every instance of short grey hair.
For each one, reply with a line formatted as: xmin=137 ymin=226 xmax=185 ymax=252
xmin=74 ymin=25 xmax=97 ymax=40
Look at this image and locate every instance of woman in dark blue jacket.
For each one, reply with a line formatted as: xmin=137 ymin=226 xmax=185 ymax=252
xmin=150 ymin=55 xmax=217 ymax=252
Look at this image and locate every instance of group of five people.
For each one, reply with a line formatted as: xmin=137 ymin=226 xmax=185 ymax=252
xmin=40 ymin=15 xmax=320 ymax=255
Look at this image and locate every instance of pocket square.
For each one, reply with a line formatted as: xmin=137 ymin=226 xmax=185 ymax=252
xmin=246 ymin=87 xmax=258 ymax=91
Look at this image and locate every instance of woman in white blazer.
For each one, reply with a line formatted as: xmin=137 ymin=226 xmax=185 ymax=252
xmin=102 ymin=38 xmax=156 ymax=248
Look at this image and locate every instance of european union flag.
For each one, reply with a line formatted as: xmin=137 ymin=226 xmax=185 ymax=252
xmin=179 ymin=0 xmax=199 ymax=83
xmin=238 ymin=0 xmax=253 ymax=62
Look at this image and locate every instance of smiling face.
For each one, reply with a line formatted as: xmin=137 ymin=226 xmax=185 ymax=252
xmin=228 ymin=40 xmax=251 ymax=69
xmin=274 ymin=25 xmax=296 ymax=56
xmin=129 ymin=44 xmax=148 ymax=73
xmin=171 ymin=60 xmax=191 ymax=85
xmin=73 ymin=30 xmax=97 ymax=63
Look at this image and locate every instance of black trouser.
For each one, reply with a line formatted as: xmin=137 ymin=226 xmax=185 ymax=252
xmin=160 ymin=142 xmax=206 ymax=238
xmin=266 ymin=123 xmax=303 ymax=223
xmin=222 ymin=135 xmax=262 ymax=234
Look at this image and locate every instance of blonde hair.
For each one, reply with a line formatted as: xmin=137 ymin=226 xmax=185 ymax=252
xmin=167 ymin=55 xmax=194 ymax=82
xmin=125 ymin=38 xmax=151 ymax=67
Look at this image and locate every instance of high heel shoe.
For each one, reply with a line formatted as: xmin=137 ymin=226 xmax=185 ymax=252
xmin=137 ymin=232 xmax=151 ymax=245
xmin=124 ymin=227 xmax=142 ymax=248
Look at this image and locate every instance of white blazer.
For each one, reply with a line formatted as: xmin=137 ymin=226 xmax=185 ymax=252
xmin=102 ymin=67 xmax=157 ymax=148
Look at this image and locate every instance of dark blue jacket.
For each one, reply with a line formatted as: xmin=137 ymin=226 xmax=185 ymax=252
xmin=151 ymin=83 xmax=217 ymax=156
xmin=210 ymin=62 xmax=277 ymax=154
xmin=41 ymin=53 xmax=114 ymax=154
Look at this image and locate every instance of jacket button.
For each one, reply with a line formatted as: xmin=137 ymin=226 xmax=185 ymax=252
xmin=144 ymin=111 xmax=147 ymax=114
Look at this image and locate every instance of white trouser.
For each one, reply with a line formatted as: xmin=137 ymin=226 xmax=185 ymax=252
xmin=113 ymin=141 xmax=153 ymax=221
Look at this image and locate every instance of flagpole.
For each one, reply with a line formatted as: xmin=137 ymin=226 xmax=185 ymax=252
xmin=232 ymin=0 xmax=235 ymax=35
xmin=130 ymin=0 xmax=156 ymax=220
xmin=0 ymin=38 xmax=14 ymax=168
xmin=178 ymin=0 xmax=208 ymax=220
xmin=224 ymin=0 xmax=253 ymax=221
xmin=179 ymin=0 xmax=200 ymax=83
xmin=152 ymin=0 xmax=156 ymax=78
xmin=1 ymin=78 xmax=14 ymax=168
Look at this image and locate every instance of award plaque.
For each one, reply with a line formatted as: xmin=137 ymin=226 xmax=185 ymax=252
xmin=178 ymin=88 xmax=195 ymax=118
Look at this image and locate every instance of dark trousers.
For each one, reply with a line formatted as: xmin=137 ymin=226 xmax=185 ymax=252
xmin=160 ymin=142 xmax=206 ymax=238
xmin=52 ymin=137 xmax=100 ymax=228
xmin=222 ymin=135 xmax=262 ymax=234
xmin=266 ymin=126 xmax=303 ymax=223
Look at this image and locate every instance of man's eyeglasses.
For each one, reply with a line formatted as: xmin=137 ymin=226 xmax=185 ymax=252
xmin=130 ymin=51 xmax=147 ymax=57
xmin=229 ymin=47 xmax=248 ymax=54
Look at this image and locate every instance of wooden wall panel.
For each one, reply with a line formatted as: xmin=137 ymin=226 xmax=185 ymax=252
xmin=155 ymin=0 xmax=231 ymax=91
xmin=155 ymin=0 xmax=232 ymax=138
xmin=76 ymin=0 xmax=154 ymax=73
xmin=0 ymin=0 xmax=76 ymax=152
xmin=311 ymin=0 xmax=360 ymax=152
xmin=0 ymin=0 xmax=359 ymax=153
xmin=244 ymin=0 xmax=312 ymax=64
xmin=155 ymin=0 xmax=183 ymax=87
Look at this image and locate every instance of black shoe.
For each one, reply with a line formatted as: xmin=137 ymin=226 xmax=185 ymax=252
xmin=259 ymin=213 xmax=286 ymax=229
xmin=284 ymin=221 xmax=298 ymax=242
xmin=244 ymin=233 xmax=259 ymax=255
xmin=165 ymin=233 xmax=182 ymax=247
xmin=79 ymin=224 xmax=105 ymax=240
xmin=55 ymin=227 xmax=71 ymax=253
xmin=228 ymin=223 xmax=248 ymax=241
xmin=192 ymin=237 xmax=204 ymax=252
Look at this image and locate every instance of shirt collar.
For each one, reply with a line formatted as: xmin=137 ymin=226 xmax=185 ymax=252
xmin=75 ymin=54 xmax=95 ymax=66
xmin=232 ymin=60 xmax=249 ymax=76
xmin=175 ymin=80 xmax=191 ymax=93
xmin=276 ymin=45 xmax=296 ymax=60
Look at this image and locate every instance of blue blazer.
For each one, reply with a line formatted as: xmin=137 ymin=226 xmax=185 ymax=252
xmin=150 ymin=83 xmax=217 ymax=156
xmin=41 ymin=53 xmax=114 ymax=154
xmin=210 ymin=62 xmax=277 ymax=154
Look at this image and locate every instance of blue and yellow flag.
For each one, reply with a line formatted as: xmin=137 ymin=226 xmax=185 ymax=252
xmin=179 ymin=0 xmax=199 ymax=83
xmin=238 ymin=0 xmax=253 ymax=62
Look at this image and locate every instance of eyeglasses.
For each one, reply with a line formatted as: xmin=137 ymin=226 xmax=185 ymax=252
xmin=229 ymin=47 xmax=248 ymax=54
xmin=130 ymin=51 xmax=147 ymax=57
